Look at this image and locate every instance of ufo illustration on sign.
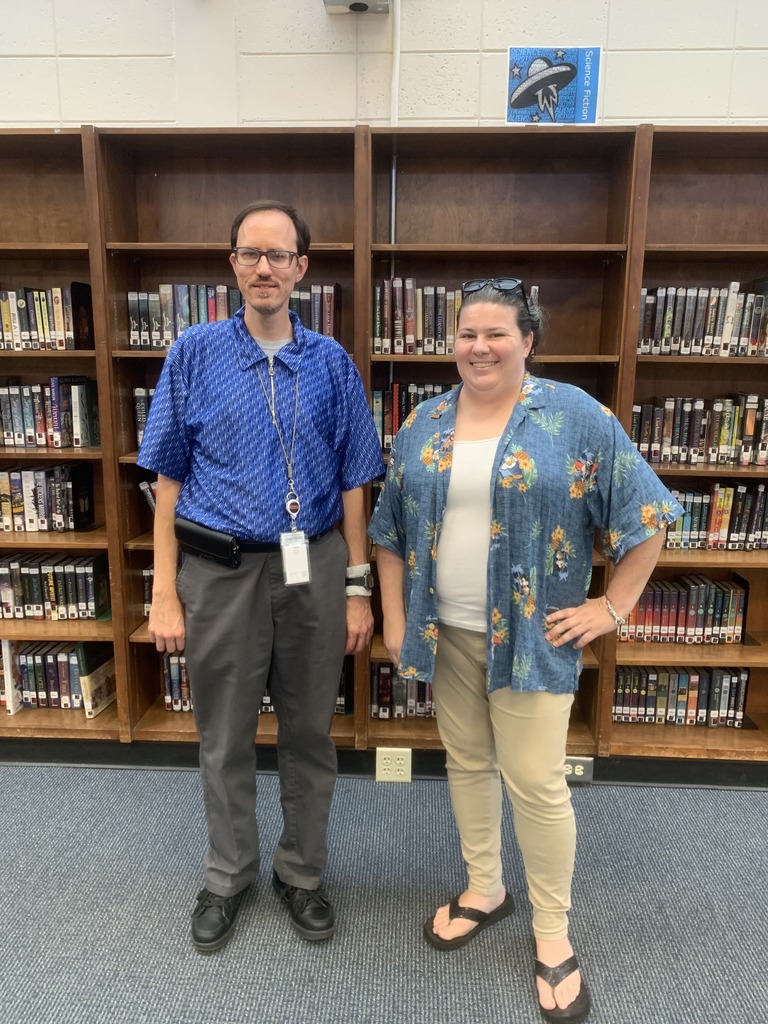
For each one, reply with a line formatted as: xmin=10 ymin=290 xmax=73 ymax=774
xmin=509 ymin=55 xmax=577 ymax=122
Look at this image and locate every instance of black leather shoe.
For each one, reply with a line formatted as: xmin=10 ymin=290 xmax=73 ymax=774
xmin=272 ymin=870 xmax=335 ymax=941
xmin=190 ymin=887 xmax=245 ymax=951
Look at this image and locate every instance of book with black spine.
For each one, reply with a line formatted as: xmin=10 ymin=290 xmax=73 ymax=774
xmin=737 ymin=293 xmax=755 ymax=356
xmin=422 ymin=285 xmax=435 ymax=355
xmin=710 ymin=285 xmax=728 ymax=354
xmin=688 ymin=398 xmax=705 ymax=465
xmin=660 ymin=285 xmax=677 ymax=355
xmin=655 ymin=668 xmax=669 ymax=723
xmin=650 ymin=287 xmax=665 ymax=355
xmin=414 ymin=287 xmax=423 ymax=356
xmin=660 ymin=397 xmax=675 ymax=463
xmin=679 ymin=287 xmax=698 ymax=356
xmin=639 ymin=291 xmax=655 ymax=355
xmin=381 ymin=279 xmax=392 ymax=355
xmin=678 ymin=397 xmax=693 ymax=463
xmin=747 ymin=293 xmax=765 ymax=356
xmin=371 ymin=284 xmax=382 ymax=355
xmin=435 ymin=286 xmax=447 ymax=355
xmin=701 ymin=287 xmax=721 ymax=356
xmin=636 ymin=287 xmax=647 ymax=354
xmin=638 ymin=403 xmax=654 ymax=461
xmin=733 ymin=668 xmax=749 ymax=728
xmin=689 ymin=287 xmax=709 ymax=355
xmin=649 ymin=405 xmax=663 ymax=463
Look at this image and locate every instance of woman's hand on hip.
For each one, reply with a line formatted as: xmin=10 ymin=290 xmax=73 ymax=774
xmin=545 ymin=598 xmax=618 ymax=650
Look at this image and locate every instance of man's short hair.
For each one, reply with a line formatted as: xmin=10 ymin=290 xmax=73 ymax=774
xmin=230 ymin=200 xmax=311 ymax=256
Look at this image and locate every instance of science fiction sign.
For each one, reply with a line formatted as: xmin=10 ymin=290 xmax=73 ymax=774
xmin=506 ymin=47 xmax=601 ymax=124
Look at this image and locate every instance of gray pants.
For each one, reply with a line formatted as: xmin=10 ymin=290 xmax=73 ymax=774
xmin=176 ymin=529 xmax=347 ymax=897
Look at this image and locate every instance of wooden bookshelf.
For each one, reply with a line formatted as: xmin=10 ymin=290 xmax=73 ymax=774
xmin=1 ymin=124 xmax=766 ymax=769
xmin=0 ymin=129 xmax=128 ymax=739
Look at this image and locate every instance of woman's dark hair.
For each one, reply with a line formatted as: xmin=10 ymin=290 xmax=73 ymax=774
xmin=459 ymin=282 xmax=546 ymax=359
xmin=230 ymin=200 xmax=312 ymax=256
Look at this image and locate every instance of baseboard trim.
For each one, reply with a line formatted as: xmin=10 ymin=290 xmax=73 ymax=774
xmin=1 ymin=738 xmax=767 ymax=789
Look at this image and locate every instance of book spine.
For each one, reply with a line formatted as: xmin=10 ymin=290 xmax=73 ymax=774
xmin=404 ymin=278 xmax=416 ymax=355
xmin=435 ymin=286 xmax=447 ymax=355
xmin=371 ymin=284 xmax=382 ymax=355
xmin=391 ymin=278 xmax=404 ymax=355
xmin=381 ymin=279 xmax=392 ymax=355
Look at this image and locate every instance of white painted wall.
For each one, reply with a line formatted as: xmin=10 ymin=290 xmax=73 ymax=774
xmin=0 ymin=0 xmax=766 ymax=127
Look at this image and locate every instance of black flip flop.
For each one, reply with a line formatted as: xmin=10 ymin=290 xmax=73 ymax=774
xmin=423 ymin=891 xmax=515 ymax=950
xmin=535 ymin=954 xmax=591 ymax=1023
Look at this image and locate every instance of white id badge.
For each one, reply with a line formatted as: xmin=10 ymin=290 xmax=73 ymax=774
xmin=280 ymin=530 xmax=311 ymax=586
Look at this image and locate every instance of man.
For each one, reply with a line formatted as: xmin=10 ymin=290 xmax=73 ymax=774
xmin=138 ymin=200 xmax=383 ymax=952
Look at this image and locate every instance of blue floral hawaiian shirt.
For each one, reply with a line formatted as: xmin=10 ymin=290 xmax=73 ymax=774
xmin=368 ymin=374 xmax=684 ymax=695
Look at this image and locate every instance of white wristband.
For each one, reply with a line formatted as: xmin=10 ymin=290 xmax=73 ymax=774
xmin=346 ymin=563 xmax=371 ymax=577
xmin=346 ymin=585 xmax=372 ymax=597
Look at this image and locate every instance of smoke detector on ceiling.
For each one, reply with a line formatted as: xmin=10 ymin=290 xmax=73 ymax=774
xmin=323 ymin=1 xmax=390 ymax=13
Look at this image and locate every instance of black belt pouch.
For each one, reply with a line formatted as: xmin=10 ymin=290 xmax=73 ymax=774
xmin=174 ymin=517 xmax=241 ymax=568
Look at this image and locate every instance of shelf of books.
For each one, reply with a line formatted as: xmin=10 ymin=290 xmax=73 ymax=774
xmin=76 ymin=125 xmax=368 ymax=747
xmin=365 ymin=127 xmax=642 ymax=763
xmin=0 ymin=129 xmax=124 ymax=741
xmin=612 ymin=126 xmax=768 ymax=763
xmin=2 ymin=124 xmax=766 ymax=770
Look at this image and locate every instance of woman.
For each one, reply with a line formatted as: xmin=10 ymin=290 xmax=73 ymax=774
xmin=369 ymin=278 xmax=683 ymax=1022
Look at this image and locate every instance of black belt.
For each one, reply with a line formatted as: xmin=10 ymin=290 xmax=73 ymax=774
xmin=239 ymin=528 xmax=334 ymax=553
xmin=175 ymin=517 xmax=333 ymax=568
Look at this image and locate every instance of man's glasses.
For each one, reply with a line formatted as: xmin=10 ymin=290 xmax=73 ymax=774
xmin=232 ymin=247 xmax=298 ymax=269
xmin=462 ymin=277 xmax=531 ymax=315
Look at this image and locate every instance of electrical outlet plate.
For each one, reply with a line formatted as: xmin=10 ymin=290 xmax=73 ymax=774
xmin=376 ymin=746 xmax=412 ymax=783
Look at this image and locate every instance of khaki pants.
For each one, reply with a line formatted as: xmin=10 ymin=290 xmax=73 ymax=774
xmin=432 ymin=622 xmax=576 ymax=940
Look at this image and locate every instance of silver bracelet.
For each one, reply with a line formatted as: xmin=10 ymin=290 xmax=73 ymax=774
xmin=604 ymin=595 xmax=626 ymax=628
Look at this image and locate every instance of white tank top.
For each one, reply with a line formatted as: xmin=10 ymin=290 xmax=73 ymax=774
xmin=436 ymin=436 xmax=499 ymax=633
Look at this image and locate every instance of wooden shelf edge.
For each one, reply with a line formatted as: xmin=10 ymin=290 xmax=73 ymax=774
xmin=0 ymin=703 xmax=120 ymax=740
xmin=106 ymin=242 xmax=353 ymax=253
xmin=654 ymin=465 xmax=768 ymax=478
xmin=0 ymin=619 xmax=113 ymax=640
xmin=131 ymin=697 xmax=356 ymax=746
xmin=370 ymin=354 xmax=619 ymax=364
xmin=113 ymin=350 xmax=168 ymax=359
xmin=637 ymin=354 xmax=768 ymax=364
xmin=608 ymin=715 xmax=768 ymax=761
xmin=0 ymin=446 xmax=102 ymax=460
xmin=617 ymin=631 xmax=768 ymax=666
xmin=657 ymin=549 xmax=768 ymax=567
xmin=125 ymin=532 xmax=153 ymax=551
xmin=645 ymin=243 xmax=768 ymax=254
xmin=0 ymin=527 xmax=109 ymax=549
xmin=371 ymin=243 xmax=627 ymax=254
xmin=0 ymin=348 xmax=96 ymax=357
xmin=0 ymin=243 xmax=89 ymax=254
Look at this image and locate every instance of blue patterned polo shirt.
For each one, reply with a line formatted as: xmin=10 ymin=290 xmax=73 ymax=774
xmin=368 ymin=374 xmax=684 ymax=695
xmin=138 ymin=309 xmax=383 ymax=541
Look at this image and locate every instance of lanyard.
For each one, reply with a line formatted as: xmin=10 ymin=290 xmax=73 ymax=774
xmin=255 ymin=356 xmax=301 ymax=530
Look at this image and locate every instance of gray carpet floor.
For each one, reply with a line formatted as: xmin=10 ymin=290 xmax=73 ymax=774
xmin=1 ymin=763 xmax=765 ymax=1024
